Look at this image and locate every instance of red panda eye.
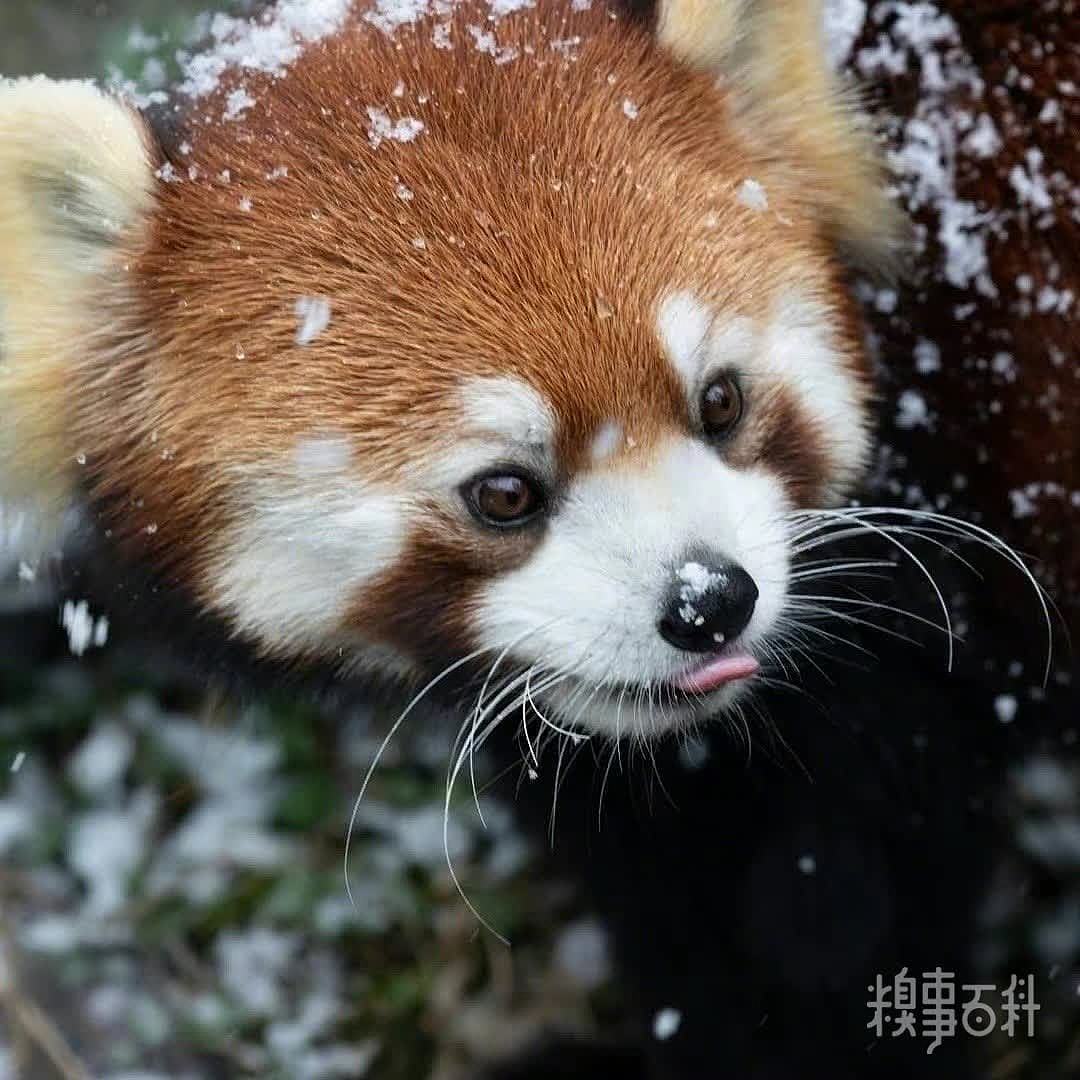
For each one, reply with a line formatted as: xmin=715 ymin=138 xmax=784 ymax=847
xmin=467 ymin=472 xmax=545 ymax=528
xmin=701 ymin=374 xmax=744 ymax=440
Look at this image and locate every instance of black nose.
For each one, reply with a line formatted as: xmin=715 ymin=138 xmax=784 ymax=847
xmin=657 ymin=558 xmax=759 ymax=653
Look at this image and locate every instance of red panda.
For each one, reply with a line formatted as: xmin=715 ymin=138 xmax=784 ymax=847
xmin=1 ymin=5 xmax=1076 ymax=1076
xmin=0 ymin=0 xmax=906 ymax=738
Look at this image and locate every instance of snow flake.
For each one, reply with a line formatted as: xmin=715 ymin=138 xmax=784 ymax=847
xmin=554 ymin=919 xmax=611 ymax=990
xmin=1038 ymin=99 xmax=1062 ymax=125
xmin=181 ymin=0 xmax=354 ymax=101
xmin=224 ymin=87 xmax=256 ymax=120
xmin=735 ymin=178 xmax=768 ymax=212
xmin=653 ymin=1008 xmax=682 ymax=1040
xmin=1009 ymin=489 xmax=1037 ymax=519
xmin=990 ymin=352 xmax=1017 ymax=380
xmin=490 ymin=0 xmax=535 ymax=14
xmin=994 ymin=694 xmax=1018 ymax=725
xmin=962 ymin=113 xmax=1002 ymax=159
xmin=895 ymin=389 xmax=930 ymax=430
xmin=1010 ymin=150 xmax=1054 ymax=213
xmin=676 ymin=562 xmax=727 ymax=627
xmin=468 ymin=26 xmax=519 ymax=64
xmin=61 ymin=600 xmax=109 ymax=657
xmin=913 ymin=338 xmax=941 ymax=374
xmin=295 ymin=296 xmax=332 ymax=346
xmin=365 ymin=107 xmax=425 ymax=149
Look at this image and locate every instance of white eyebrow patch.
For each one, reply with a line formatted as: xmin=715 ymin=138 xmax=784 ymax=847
xmin=590 ymin=419 xmax=624 ymax=464
xmin=657 ymin=291 xmax=759 ymax=398
xmin=458 ymin=374 xmax=556 ymax=448
xmin=656 ymin=290 xmax=712 ymax=384
xmin=707 ymin=315 xmax=758 ymax=361
xmin=293 ymin=434 xmax=352 ymax=475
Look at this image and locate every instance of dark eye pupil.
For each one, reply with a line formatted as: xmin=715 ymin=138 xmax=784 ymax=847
xmin=474 ymin=475 xmax=538 ymax=523
xmin=702 ymin=376 xmax=742 ymax=437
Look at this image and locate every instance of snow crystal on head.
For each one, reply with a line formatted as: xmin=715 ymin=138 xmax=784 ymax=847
xmin=366 ymin=107 xmax=425 ymax=149
xmin=735 ymin=179 xmax=768 ymax=212
xmin=365 ymin=0 xmax=433 ymax=34
xmin=295 ymin=295 xmax=332 ymax=345
xmin=469 ymin=25 xmax=520 ymax=65
xmin=180 ymin=0 xmax=354 ymax=101
xmin=490 ymin=0 xmax=536 ymax=14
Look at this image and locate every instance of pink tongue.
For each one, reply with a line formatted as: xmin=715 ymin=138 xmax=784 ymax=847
xmin=673 ymin=653 xmax=760 ymax=694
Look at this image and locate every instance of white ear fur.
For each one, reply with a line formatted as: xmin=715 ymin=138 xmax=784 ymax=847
xmin=657 ymin=0 xmax=903 ymax=271
xmin=0 ymin=78 xmax=155 ymax=522
xmin=0 ymin=77 xmax=154 ymax=252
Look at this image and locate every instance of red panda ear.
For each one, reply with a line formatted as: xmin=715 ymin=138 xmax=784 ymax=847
xmin=0 ymin=78 xmax=156 ymax=518
xmin=657 ymin=0 xmax=904 ymax=273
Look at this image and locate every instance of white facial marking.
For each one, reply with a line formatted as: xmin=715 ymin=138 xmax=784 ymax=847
xmin=656 ymin=290 xmax=711 ymax=386
xmin=211 ymin=468 xmax=406 ymax=659
xmin=759 ymin=289 xmax=869 ymax=493
xmin=293 ymin=434 xmax=352 ymax=475
xmin=589 ymin=419 xmax=624 ymax=464
xmin=706 ymin=315 xmax=757 ymax=366
xmin=459 ymin=374 xmax=556 ymax=450
xmin=473 ymin=436 xmax=791 ymax=737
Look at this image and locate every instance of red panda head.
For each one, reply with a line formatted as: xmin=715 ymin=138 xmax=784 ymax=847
xmin=0 ymin=0 xmax=899 ymax=735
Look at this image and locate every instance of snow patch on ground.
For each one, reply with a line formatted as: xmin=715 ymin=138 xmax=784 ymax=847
xmin=823 ymin=0 xmax=867 ymax=70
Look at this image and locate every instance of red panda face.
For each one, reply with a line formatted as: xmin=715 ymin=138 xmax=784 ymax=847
xmin=1 ymin=0 xmax=895 ymax=735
